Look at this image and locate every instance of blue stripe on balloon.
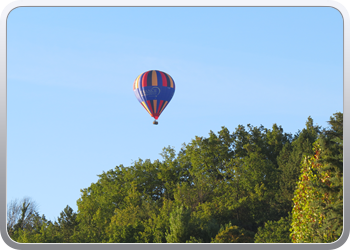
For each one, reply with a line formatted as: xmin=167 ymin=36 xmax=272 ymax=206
xmin=156 ymin=70 xmax=163 ymax=87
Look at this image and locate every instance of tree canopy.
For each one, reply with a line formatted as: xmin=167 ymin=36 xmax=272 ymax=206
xmin=7 ymin=113 xmax=343 ymax=243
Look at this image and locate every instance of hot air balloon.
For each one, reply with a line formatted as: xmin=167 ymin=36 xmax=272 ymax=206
xmin=133 ymin=70 xmax=175 ymax=125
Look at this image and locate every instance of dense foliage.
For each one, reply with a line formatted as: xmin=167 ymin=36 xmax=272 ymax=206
xmin=290 ymin=113 xmax=343 ymax=242
xmin=7 ymin=113 xmax=343 ymax=243
xmin=254 ymin=214 xmax=292 ymax=243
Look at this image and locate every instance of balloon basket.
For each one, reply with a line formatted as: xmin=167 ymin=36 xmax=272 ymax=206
xmin=153 ymin=120 xmax=158 ymax=125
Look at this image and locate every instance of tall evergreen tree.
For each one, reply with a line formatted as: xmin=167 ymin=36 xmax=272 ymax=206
xmin=290 ymin=112 xmax=343 ymax=243
xmin=56 ymin=205 xmax=78 ymax=243
xmin=308 ymin=112 xmax=343 ymax=242
xmin=276 ymin=116 xmax=321 ymax=216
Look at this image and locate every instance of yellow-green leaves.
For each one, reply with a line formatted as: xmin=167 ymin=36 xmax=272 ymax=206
xmin=290 ymin=142 xmax=335 ymax=243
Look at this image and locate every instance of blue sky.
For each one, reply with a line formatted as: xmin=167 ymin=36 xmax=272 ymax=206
xmin=7 ymin=7 xmax=343 ymax=221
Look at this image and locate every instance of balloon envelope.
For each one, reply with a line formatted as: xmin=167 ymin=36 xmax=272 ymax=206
xmin=133 ymin=70 xmax=175 ymax=120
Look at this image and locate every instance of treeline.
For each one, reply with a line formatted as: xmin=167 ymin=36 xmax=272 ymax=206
xmin=7 ymin=113 xmax=343 ymax=243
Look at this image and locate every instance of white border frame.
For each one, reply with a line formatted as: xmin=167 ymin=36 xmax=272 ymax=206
xmin=1 ymin=1 xmax=348 ymax=249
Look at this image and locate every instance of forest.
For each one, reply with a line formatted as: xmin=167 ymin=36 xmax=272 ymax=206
xmin=7 ymin=112 xmax=343 ymax=243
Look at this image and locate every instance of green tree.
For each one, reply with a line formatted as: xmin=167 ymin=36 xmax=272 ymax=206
xmin=211 ymin=222 xmax=255 ymax=243
xmin=254 ymin=214 xmax=292 ymax=243
xmin=12 ymin=113 xmax=336 ymax=243
xmin=291 ymin=113 xmax=343 ymax=243
xmin=276 ymin=116 xmax=321 ymax=216
xmin=311 ymin=112 xmax=343 ymax=242
xmin=290 ymin=143 xmax=327 ymax=242
xmin=73 ymin=164 xmax=133 ymax=242
xmin=158 ymin=146 xmax=190 ymax=200
xmin=55 ymin=205 xmax=78 ymax=243
xmin=11 ymin=213 xmax=55 ymax=243
xmin=138 ymin=198 xmax=174 ymax=243
xmin=106 ymin=181 xmax=157 ymax=243
xmin=165 ymin=205 xmax=192 ymax=243
xmin=227 ymin=124 xmax=288 ymax=230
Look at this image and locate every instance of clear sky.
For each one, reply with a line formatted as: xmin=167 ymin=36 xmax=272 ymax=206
xmin=7 ymin=7 xmax=343 ymax=222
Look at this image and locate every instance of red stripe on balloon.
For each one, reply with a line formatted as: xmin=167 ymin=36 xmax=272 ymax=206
xmin=160 ymin=71 xmax=167 ymax=87
xmin=142 ymin=71 xmax=149 ymax=87
xmin=146 ymin=100 xmax=154 ymax=116
xmin=157 ymin=100 xmax=164 ymax=115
